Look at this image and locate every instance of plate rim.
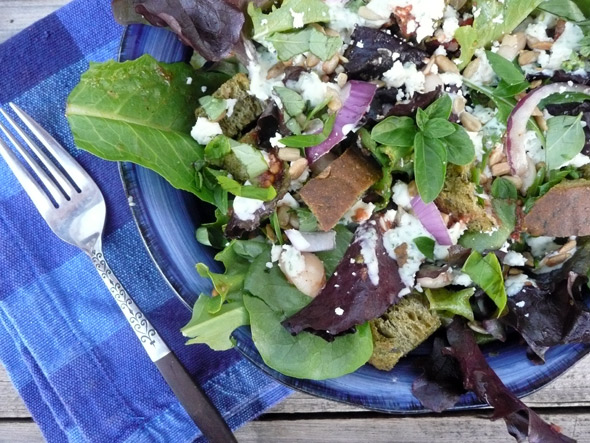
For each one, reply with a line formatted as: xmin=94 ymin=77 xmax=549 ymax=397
xmin=115 ymin=23 xmax=590 ymax=415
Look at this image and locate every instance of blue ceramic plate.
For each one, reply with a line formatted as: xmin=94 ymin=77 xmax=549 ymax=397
xmin=118 ymin=24 xmax=590 ymax=413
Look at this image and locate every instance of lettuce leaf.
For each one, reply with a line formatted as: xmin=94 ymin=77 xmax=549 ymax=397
xmin=455 ymin=0 xmax=544 ymax=69
xmin=243 ymin=246 xmax=373 ymax=380
xmin=66 ymin=55 xmax=215 ymax=200
xmin=111 ymin=0 xmax=245 ymax=61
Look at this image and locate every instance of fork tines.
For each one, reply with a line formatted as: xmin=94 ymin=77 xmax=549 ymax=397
xmin=0 ymin=103 xmax=81 ymax=208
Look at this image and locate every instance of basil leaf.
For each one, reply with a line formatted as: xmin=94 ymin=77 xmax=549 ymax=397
xmin=204 ymin=134 xmax=232 ymax=165
xmin=425 ymin=287 xmax=476 ymax=322
xmin=545 ymin=114 xmax=586 ymax=170
xmin=217 ymin=176 xmax=277 ymax=201
xmin=414 ymin=133 xmax=447 ymax=203
xmin=424 ymin=94 xmax=453 ymax=120
xmin=416 ymin=108 xmax=429 ymax=131
xmin=414 ymin=236 xmax=435 ymax=260
xmin=539 ymin=0 xmax=586 ymax=21
xmin=281 ymin=113 xmax=336 ymax=148
xmin=274 ymin=86 xmax=305 ymax=116
xmin=462 ymin=251 xmax=507 ymax=316
xmin=491 ymin=177 xmax=518 ymax=200
xmin=371 ymin=116 xmax=418 ymax=147
xmin=486 ymin=51 xmax=526 ymax=84
xmin=309 ymin=27 xmax=343 ymax=61
xmin=442 ymin=124 xmax=475 ymax=166
xmin=423 ymin=118 xmax=456 ymax=138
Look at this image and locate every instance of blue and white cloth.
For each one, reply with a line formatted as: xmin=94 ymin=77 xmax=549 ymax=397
xmin=0 ymin=1 xmax=291 ymax=441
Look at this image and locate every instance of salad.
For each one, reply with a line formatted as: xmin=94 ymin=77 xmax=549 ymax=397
xmin=66 ymin=0 xmax=590 ymax=440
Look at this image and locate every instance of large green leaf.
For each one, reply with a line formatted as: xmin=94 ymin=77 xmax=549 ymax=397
xmin=66 ymin=54 xmax=210 ymax=198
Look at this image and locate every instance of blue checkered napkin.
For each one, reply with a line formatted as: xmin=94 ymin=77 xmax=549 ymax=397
xmin=0 ymin=1 xmax=291 ymax=441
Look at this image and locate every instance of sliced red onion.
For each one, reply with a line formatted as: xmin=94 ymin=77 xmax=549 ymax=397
xmin=285 ymin=229 xmax=337 ymax=252
xmin=506 ymin=82 xmax=590 ymax=191
xmin=410 ymin=195 xmax=452 ymax=246
xmin=306 ymin=80 xmax=377 ymax=163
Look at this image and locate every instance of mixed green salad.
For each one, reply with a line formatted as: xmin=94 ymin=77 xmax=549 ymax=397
xmin=66 ymin=0 xmax=590 ymax=440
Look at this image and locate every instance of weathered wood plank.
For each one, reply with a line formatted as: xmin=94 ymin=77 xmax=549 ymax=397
xmin=2 ymin=410 xmax=589 ymax=443
xmin=0 ymin=367 xmax=31 ymax=419
xmin=1 ymin=0 xmax=72 ymax=43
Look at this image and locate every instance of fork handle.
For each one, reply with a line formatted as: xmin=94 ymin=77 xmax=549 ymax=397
xmin=90 ymin=247 xmax=237 ymax=443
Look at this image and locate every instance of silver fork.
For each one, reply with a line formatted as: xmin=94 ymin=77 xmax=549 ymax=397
xmin=0 ymin=103 xmax=237 ymax=443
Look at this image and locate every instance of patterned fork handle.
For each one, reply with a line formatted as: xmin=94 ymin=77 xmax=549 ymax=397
xmin=90 ymin=243 xmax=237 ymax=443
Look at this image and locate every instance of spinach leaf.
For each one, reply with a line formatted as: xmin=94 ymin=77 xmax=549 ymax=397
xmin=268 ymin=28 xmax=313 ymax=60
xmin=414 ymin=237 xmax=435 ymax=260
xmin=442 ymin=124 xmax=475 ymax=166
xmin=454 ymin=0 xmax=544 ymax=68
xmin=316 ymin=225 xmax=354 ymax=276
xmin=462 ymin=251 xmax=507 ymax=315
xmin=66 ymin=55 xmax=213 ymax=199
xmin=545 ymin=114 xmax=585 ymax=170
xmin=198 ymin=95 xmax=228 ymax=121
xmin=459 ymin=200 xmax=516 ymax=252
xmin=249 ymin=0 xmax=330 ymax=41
xmin=370 ymin=116 xmax=417 ymax=147
xmin=181 ymin=295 xmax=249 ymax=351
xmin=196 ymin=209 xmax=230 ymax=249
xmin=414 ymin=133 xmax=447 ymax=203
xmin=243 ymin=250 xmax=373 ymax=380
xmin=486 ymin=51 xmax=526 ymax=84
xmin=308 ymin=27 xmax=344 ymax=61
xmin=538 ymin=0 xmax=586 ymax=21
xmin=425 ymin=287 xmax=476 ymax=322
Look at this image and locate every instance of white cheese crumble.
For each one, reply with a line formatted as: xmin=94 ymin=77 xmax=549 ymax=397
xmin=342 ymin=200 xmax=376 ymax=224
xmin=524 ymin=130 xmax=544 ymax=164
xmin=335 ymin=307 xmax=345 ymax=316
xmin=225 ymin=98 xmax=237 ymax=117
xmin=515 ymin=300 xmax=526 ymax=308
xmin=287 ymin=71 xmax=338 ymax=107
xmin=269 ymin=132 xmax=286 ymax=148
xmin=382 ymin=61 xmax=426 ymax=98
xmin=467 ymin=131 xmax=484 ymax=162
xmin=526 ymin=236 xmax=559 ymax=258
xmin=290 ymin=8 xmax=305 ymax=28
xmin=365 ymin=0 xmax=446 ymax=42
xmin=503 ymin=251 xmax=527 ymax=267
xmin=441 ymin=5 xmax=459 ymax=42
xmin=271 ymin=245 xmax=283 ymax=262
xmin=391 ymin=181 xmax=413 ymax=211
xmin=537 ymin=22 xmax=584 ymax=71
xmin=232 ymin=196 xmax=265 ymax=221
xmin=526 ymin=22 xmax=551 ymax=42
xmin=359 ymin=226 xmax=380 ymax=286
xmin=280 ymin=245 xmax=306 ymax=276
xmin=452 ymin=271 xmax=472 ymax=287
xmin=505 ymin=274 xmax=536 ymax=297
xmin=327 ymin=3 xmax=366 ymax=39
xmin=561 ymin=153 xmax=590 ymax=168
xmin=247 ymin=49 xmax=285 ymax=101
xmin=467 ymin=49 xmax=495 ymax=86
xmin=186 ymin=77 xmax=193 ymax=85
xmin=190 ymin=117 xmax=222 ymax=145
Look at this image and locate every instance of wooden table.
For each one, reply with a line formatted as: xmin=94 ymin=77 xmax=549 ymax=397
xmin=2 ymin=2 xmax=590 ymax=442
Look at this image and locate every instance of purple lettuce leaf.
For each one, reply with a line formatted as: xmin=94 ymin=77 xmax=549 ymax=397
xmin=282 ymin=214 xmax=405 ymax=340
xmin=344 ymin=27 xmax=428 ymax=81
xmin=445 ymin=319 xmax=575 ymax=443
xmin=111 ymin=0 xmax=245 ymax=61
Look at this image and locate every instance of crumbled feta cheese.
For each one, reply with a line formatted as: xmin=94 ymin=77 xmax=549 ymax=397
xmin=287 ymin=71 xmax=337 ymax=107
xmin=186 ymin=77 xmax=193 ymax=85
xmin=280 ymin=245 xmax=306 ymax=276
xmin=247 ymin=49 xmax=284 ymax=101
xmin=391 ymin=181 xmax=413 ymax=211
xmin=190 ymin=117 xmax=222 ymax=145
xmin=526 ymin=236 xmax=559 ymax=258
xmin=515 ymin=300 xmax=526 ymax=308
xmin=467 ymin=131 xmax=484 ymax=162
xmin=538 ymin=22 xmax=584 ymax=71
xmin=526 ymin=22 xmax=551 ymax=42
xmin=335 ymin=307 xmax=344 ymax=316
xmin=225 ymin=98 xmax=237 ymax=117
xmin=452 ymin=271 xmax=472 ymax=287
xmin=232 ymin=195 xmax=265 ymax=221
xmin=439 ymin=72 xmax=463 ymax=87
xmin=524 ymin=130 xmax=544 ymax=164
xmin=441 ymin=5 xmax=459 ymax=43
xmin=382 ymin=61 xmax=426 ymax=98
xmin=505 ymin=273 xmax=536 ymax=297
xmin=503 ymin=251 xmax=527 ymax=267
xmin=327 ymin=3 xmax=366 ymax=38
xmin=359 ymin=226 xmax=380 ymax=286
xmin=290 ymin=8 xmax=305 ymax=28
xmin=266 ymin=262 xmax=274 ymax=269
xmin=467 ymin=49 xmax=495 ymax=86
xmin=269 ymin=132 xmax=285 ymax=148
xmin=201 ymin=86 xmax=207 ymax=93
xmin=561 ymin=153 xmax=590 ymax=168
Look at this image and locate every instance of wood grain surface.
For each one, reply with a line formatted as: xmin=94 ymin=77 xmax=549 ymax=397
xmin=3 ymin=2 xmax=590 ymax=442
